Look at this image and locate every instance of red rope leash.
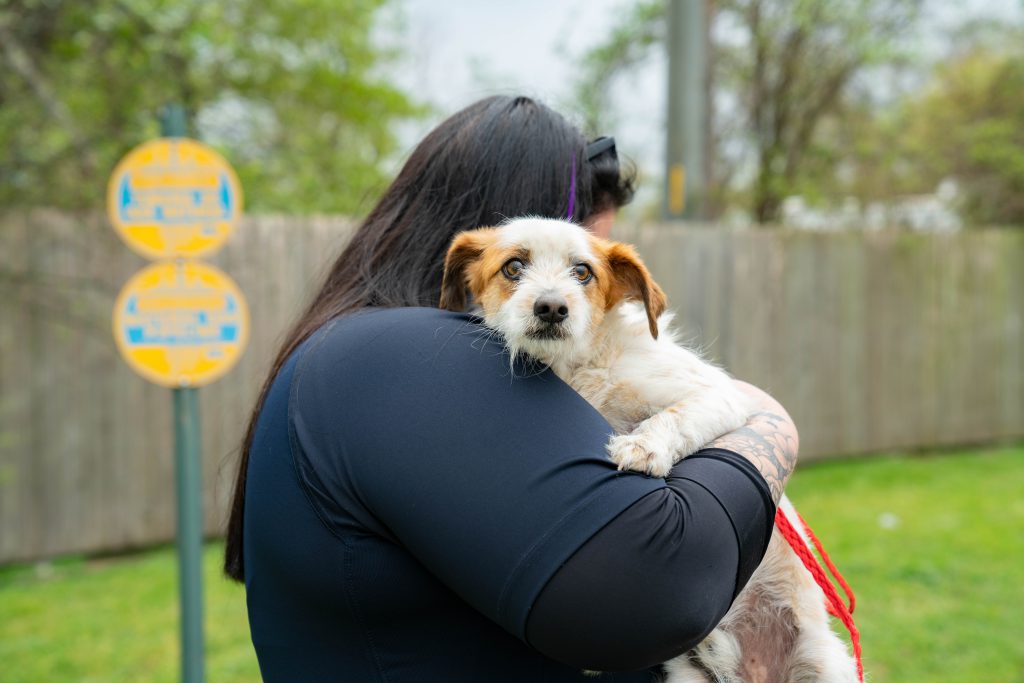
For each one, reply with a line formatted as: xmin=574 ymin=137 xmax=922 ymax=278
xmin=775 ymin=507 xmax=864 ymax=683
xmin=798 ymin=510 xmax=856 ymax=617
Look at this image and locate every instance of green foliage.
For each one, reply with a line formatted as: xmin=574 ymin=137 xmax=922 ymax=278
xmin=0 ymin=0 xmax=425 ymax=214
xmin=900 ymin=50 xmax=1024 ymax=225
xmin=571 ymin=0 xmax=664 ymax=135
xmin=812 ymin=27 xmax=1024 ymax=228
xmin=1 ymin=446 xmax=1021 ymax=681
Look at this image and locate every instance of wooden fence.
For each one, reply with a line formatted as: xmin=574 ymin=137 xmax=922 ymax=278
xmin=0 ymin=210 xmax=1021 ymax=563
xmin=621 ymin=223 xmax=1024 ymax=458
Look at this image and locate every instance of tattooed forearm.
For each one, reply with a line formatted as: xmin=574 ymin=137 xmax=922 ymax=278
xmin=706 ymin=410 xmax=798 ymax=504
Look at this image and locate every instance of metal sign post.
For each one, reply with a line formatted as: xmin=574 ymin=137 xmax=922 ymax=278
xmin=162 ymin=103 xmax=205 ymax=683
xmin=174 ymin=384 xmax=204 ymax=683
xmin=108 ymin=103 xmax=248 ymax=683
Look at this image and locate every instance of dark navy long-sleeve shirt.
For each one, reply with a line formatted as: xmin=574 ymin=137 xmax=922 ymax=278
xmin=243 ymin=307 xmax=775 ymax=682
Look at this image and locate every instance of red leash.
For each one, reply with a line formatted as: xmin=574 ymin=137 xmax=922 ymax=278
xmin=775 ymin=507 xmax=864 ymax=683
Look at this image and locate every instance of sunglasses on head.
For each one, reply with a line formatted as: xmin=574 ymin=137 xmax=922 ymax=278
xmin=585 ymin=136 xmax=616 ymax=161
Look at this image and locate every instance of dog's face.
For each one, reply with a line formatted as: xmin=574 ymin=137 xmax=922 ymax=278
xmin=440 ymin=218 xmax=666 ymax=365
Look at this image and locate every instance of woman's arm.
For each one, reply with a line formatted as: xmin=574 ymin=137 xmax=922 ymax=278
xmin=704 ymin=380 xmax=799 ymax=504
xmin=526 ymin=389 xmax=794 ymax=671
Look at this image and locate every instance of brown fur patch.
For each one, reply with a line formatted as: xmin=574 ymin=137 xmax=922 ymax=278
xmin=467 ymin=244 xmax=529 ymax=318
xmin=583 ymin=249 xmax=618 ymax=311
xmin=588 ymin=236 xmax=667 ymax=339
xmin=440 ymin=228 xmax=501 ymax=311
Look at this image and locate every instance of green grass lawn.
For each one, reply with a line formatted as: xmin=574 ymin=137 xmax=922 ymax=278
xmin=0 ymin=542 xmax=257 ymax=683
xmin=1 ymin=445 xmax=1022 ymax=682
xmin=786 ymin=445 xmax=1024 ymax=683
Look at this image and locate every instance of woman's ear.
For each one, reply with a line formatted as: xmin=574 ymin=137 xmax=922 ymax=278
xmin=605 ymin=242 xmax=667 ymax=339
xmin=439 ymin=228 xmax=496 ymax=311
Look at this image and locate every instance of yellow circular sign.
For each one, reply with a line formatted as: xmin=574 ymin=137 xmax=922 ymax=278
xmin=107 ymin=138 xmax=243 ymax=260
xmin=112 ymin=261 xmax=250 ymax=388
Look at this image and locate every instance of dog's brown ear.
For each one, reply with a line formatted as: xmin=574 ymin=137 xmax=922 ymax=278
xmin=439 ymin=228 xmax=496 ymax=311
xmin=605 ymin=242 xmax=667 ymax=339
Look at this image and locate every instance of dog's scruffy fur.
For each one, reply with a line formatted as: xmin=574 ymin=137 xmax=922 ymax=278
xmin=441 ymin=218 xmax=860 ymax=683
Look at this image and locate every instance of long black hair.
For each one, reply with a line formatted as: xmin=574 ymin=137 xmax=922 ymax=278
xmin=224 ymin=95 xmax=635 ymax=581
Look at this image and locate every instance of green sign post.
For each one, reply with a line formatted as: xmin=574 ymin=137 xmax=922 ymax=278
xmin=162 ymin=103 xmax=205 ymax=683
xmin=173 ymin=385 xmax=204 ymax=683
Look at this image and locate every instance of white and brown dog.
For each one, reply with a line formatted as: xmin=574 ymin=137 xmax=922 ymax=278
xmin=440 ymin=217 xmax=859 ymax=683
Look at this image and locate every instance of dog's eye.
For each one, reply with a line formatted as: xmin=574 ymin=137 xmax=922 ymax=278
xmin=572 ymin=264 xmax=593 ymax=283
xmin=502 ymin=259 xmax=524 ymax=280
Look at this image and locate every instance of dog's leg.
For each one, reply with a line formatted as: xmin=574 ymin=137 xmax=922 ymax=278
xmin=662 ymin=657 xmax=715 ymax=683
xmin=769 ymin=504 xmax=861 ymax=683
xmin=607 ymin=386 xmax=750 ymax=476
xmin=664 ymin=629 xmax=743 ymax=683
xmin=785 ymin=626 xmax=860 ymax=683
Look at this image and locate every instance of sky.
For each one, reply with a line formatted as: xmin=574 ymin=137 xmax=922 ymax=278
xmin=389 ymin=0 xmax=661 ymax=168
xmin=386 ymin=0 xmax=1024 ymax=204
xmin=395 ymin=0 xmax=629 ymax=113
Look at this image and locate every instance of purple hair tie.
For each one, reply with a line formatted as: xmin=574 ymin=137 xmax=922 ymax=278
xmin=566 ymin=154 xmax=577 ymax=220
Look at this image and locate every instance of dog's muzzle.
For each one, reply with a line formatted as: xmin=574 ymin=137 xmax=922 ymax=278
xmin=527 ymin=323 xmax=569 ymax=340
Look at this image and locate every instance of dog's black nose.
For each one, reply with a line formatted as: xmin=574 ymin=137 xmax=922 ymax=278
xmin=534 ymin=296 xmax=569 ymax=323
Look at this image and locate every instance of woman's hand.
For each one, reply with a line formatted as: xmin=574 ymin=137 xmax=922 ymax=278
xmin=705 ymin=381 xmax=799 ymax=504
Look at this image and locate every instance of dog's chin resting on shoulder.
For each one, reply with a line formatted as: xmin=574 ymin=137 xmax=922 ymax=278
xmin=440 ymin=217 xmax=860 ymax=683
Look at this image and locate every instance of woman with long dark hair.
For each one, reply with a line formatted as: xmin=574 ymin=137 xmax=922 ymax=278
xmin=225 ymin=95 xmax=798 ymax=681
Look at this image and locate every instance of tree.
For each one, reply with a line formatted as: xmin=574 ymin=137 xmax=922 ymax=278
xmin=796 ymin=17 xmax=1024 ymax=228
xmin=0 ymin=0 xmax=424 ymax=214
xmin=900 ymin=48 xmax=1024 ymax=225
xmin=573 ymin=0 xmax=920 ymax=224
xmin=573 ymin=0 xmax=667 ymax=136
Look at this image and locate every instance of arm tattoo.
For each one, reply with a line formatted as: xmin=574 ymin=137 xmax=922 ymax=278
xmin=705 ymin=410 xmax=797 ymax=504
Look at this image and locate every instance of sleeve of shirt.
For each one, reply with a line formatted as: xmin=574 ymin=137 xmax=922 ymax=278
xmin=287 ymin=308 xmax=774 ymax=666
xmin=525 ymin=449 xmax=776 ymax=671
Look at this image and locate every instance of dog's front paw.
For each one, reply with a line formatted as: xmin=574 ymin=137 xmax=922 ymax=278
xmin=607 ymin=432 xmax=675 ymax=477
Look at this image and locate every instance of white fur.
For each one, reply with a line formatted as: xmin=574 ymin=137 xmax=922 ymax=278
xmin=469 ymin=218 xmax=860 ymax=683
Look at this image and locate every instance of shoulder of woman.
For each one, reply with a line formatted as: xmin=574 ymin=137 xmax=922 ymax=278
xmin=296 ymin=307 xmax=496 ymax=379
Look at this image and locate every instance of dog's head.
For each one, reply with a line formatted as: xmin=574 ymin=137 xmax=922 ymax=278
xmin=440 ymin=217 xmax=666 ymax=365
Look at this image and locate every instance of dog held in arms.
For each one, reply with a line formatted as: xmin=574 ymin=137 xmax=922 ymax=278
xmin=440 ymin=218 xmax=859 ymax=683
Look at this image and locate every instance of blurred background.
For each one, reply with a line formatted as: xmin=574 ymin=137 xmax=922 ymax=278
xmin=1 ymin=1 xmax=1022 ymax=681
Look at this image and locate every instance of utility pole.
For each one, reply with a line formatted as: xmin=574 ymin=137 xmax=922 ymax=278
xmin=663 ymin=0 xmax=707 ymax=221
